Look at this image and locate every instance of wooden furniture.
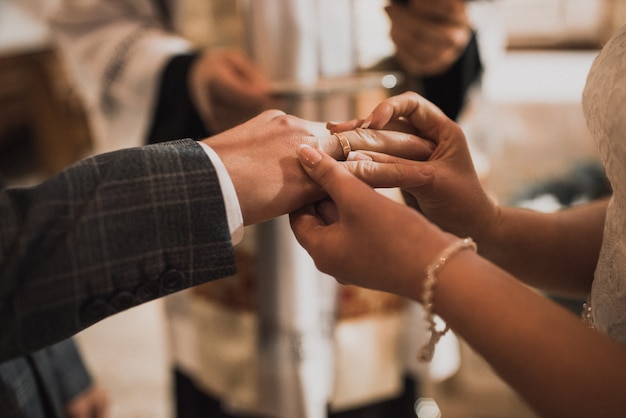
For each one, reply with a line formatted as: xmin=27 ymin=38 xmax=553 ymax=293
xmin=0 ymin=47 xmax=91 ymax=179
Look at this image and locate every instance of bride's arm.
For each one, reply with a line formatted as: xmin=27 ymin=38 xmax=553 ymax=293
xmin=482 ymin=198 xmax=606 ymax=297
xmin=290 ymin=146 xmax=626 ymax=418
xmin=330 ymin=92 xmax=605 ymax=298
xmin=435 ymin=242 xmax=625 ymax=418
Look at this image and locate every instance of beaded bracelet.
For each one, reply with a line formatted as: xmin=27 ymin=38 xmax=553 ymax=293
xmin=418 ymin=237 xmax=477 ymax=362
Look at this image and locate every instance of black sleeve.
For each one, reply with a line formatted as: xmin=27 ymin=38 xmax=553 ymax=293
xmin=421 ymin=31 xmax=483 ymax=121
xmin=368 ymin=30 xmax=483 ymax=121
xmin=146 ymin=52 xmax=211 ymax=144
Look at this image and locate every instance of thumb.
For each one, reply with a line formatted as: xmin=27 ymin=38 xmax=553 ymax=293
xmin=297 ymin=144 xmax=370 ymax=205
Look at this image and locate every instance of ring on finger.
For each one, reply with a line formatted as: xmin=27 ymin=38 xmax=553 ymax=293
xmin=334 ymin=132 xmax=352 ymax=159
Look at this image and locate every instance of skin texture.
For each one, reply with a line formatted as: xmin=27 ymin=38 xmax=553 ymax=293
xmin=290 ymin=92 xmax=626 ymax=418
xmin=329 ymin=92 xmax=604 ymax=296
xmin=202 ymin=109 xmax=436 ymax=226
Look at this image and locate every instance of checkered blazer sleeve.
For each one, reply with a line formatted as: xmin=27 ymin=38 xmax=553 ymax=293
xmin=0 ymin=139 xmax=236 ymax=361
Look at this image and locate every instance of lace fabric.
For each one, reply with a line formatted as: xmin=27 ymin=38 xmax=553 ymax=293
xmin=581 ymin=24 xmax=626 ymax=345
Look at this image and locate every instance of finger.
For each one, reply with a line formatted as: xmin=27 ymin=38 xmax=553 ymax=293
xmin=344 ymin=159 xmax=434 ymax=189
xmin=328 ymin=119 xmax=415 ymax=133
xmin=289 ymin=204 xmax=328 ymax=251
xmin=293 ymin=146 xmax=414 ymax=275
xmin=347 ymin=149 xmax=417 ymax=164
xmin=316 ymin=128 xmax=434 ymax=161
xmin=313 ymin=133 xmax=350 ymax=160
xmin=345 ymin=128 xmax=435 ymax=160
xmin=361 ymin=92 xmax=452 ymax=142
xmin=314 ymin=197 xmax=339 ymax=225
xmin=297 ymin=144 xmax=372 ymax=208
xmin=290 ymin=203 xmax=325 ymax=228
xmin=327 ymin=119 xmax=364 ymax=133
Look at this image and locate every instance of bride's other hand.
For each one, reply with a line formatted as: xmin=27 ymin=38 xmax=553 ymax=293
xmin=290 ymin=144 xmax=454 ymax=298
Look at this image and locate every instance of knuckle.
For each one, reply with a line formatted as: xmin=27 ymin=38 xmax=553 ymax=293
xmin=349 ymin=161 xmax=376 ymax=182
xmin=279 ymin=113 xmax=300 ymax=124
xmin=264 ymin=109 xmax=287 ymax=119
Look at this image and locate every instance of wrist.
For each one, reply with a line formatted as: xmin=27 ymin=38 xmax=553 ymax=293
xmin=472 ymin=197 xmax=501 ymax=241
xmin=417 ymin=236 xmax=478 ymax=362
xmin=401 ymin=229 xmax=459 ymax=302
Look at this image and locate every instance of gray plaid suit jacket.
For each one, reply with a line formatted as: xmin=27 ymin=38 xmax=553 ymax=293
xmin=0 ymin=139 xmax=236 ymax=363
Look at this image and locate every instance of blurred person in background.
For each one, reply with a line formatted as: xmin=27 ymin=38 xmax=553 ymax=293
xmin=381 ymin=0 xmax=482 ymax=121
xmin=0 ymin=338 xmax=109 ymax=418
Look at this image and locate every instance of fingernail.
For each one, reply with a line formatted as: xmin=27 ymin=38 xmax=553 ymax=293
xmin=326 ymin=121 xmax=340 ymax=130
xmin=298 ymin=144 xmax=322 ymax=167
xmin=347 ymin=151 xmax=373 ymax=161
xmin=360 ymin=115 xmax=373 ymax=129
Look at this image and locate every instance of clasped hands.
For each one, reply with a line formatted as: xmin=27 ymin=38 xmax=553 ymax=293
xmin=203 ymin=91 xmax=496 ymax=299
xmin=204 ymin=90 xmax=493 ymax=230
xmin=295 ymin=90 xmax=494 ymax=238
xmin=287 ymin=91 xmax=497 ymax=300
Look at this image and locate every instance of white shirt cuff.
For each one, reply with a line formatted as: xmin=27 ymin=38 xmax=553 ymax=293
xmin=197 ymin=142 xmax=244 ymax=245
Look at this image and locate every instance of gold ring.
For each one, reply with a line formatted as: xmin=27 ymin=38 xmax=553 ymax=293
xmin=334 ymin=132 xmax=352 ymax=159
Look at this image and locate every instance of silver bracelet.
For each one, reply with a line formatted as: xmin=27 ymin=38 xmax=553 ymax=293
xmin=418 ymin=237 xmax=477 ymax=362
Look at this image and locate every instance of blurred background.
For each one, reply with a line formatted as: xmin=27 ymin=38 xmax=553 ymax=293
xmin=2 ymin=0 xmax=625 ymax=417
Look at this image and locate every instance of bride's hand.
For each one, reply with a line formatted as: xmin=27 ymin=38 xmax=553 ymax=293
xmin=290 ymin=144 xmax=455 ymax=299
xmin=330 ymin=92 xmax=498 ymax=242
